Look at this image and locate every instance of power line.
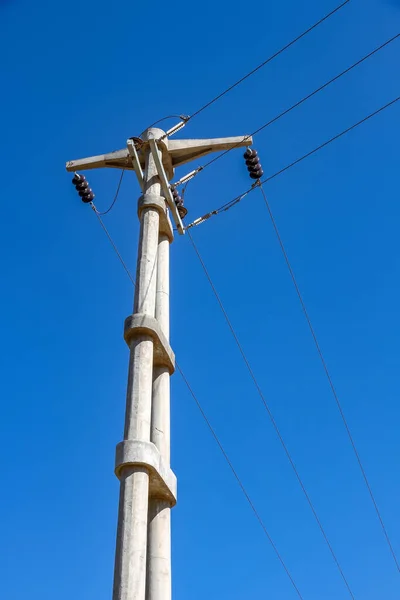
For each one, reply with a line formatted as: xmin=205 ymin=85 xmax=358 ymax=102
xmin=88 ymin=208 xmax=305 ymax=599
xmin=90 ymin=203 xmax=136 ymax=287
xmin=260 ymin=94 xmax=400 ymax=185
xmin=92 ymin=169 xmax=125 ymax=216
xmin=85 ymin=87 xmax=400 ymax=593
xmin=188 ymin=0 xmax=350 ymax=121
xmin=257 ymin=183 xmax=400 ymax=572
xmin=176 ymin=364 xmax=305 ymax=600
xmin=187 ymin=94 xmax=400 ymax=228
xmin=197 ymin=33 xmax=400 ymax=174
xmin=96 ymin=33 xmax=400 ymax=223
xmin=186 ymin=228 xmax=356 ymax=599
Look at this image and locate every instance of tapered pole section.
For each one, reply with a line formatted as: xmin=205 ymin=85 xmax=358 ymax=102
xmin=113 ymin=133 xmax=161 ymax=600
xmin=147 ymin=232 xmax=172 ymax=600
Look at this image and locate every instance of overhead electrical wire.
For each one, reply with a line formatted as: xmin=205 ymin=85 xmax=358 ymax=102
xmin=90 ymin=205 xmax=136 ymax=287
xmin=176 ymin=364 xmax=305 ymax=599
xmin=187 ymin=94 xmax=400 ymax=228
xmin=87 ymin=209 xmax=305 ymax=599
xmin=71 ymin=0 xmax=396 ymax=586
xmin=93 ymin=170 xmax=126 ymax=216
xmin=187 ymin=0 xmax=350 ymax=122
xmin=185 ymin=94 xmax=400 ymax=575
xmin=90 ymin=194 xmax=355 ymax=597
xmin=91 ymin=98 xmax=400 ymax=586
xmin=195 ymin=32 xmax=400 ymax=175
xmin=97 ymin=14 xmax=398 ymax=222
xmin=82 ymin=21 xmax=400 ymax=584
xmin=257 ymin=183 xmax=400 ymax=572
xmin=99 ymin=30 xmax=400 ymax=221
xmin=186 ymin=228 xmax=356 ymax=599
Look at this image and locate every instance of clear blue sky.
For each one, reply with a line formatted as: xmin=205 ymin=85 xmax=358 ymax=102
xmin=1 ymin=0 xmax=400 ymax=598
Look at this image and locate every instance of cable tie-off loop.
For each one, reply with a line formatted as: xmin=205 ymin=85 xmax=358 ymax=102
xmin=193 ymin=33 xmax=400 ymax=178
xmin=187 ymin=0 xmax=350 ymax=122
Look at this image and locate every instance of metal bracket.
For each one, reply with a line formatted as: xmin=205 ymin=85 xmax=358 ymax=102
xmin=127 ymin=139 xmax=144 ymax=190
xmin=148 ymin=137 xmax=185 ymax=235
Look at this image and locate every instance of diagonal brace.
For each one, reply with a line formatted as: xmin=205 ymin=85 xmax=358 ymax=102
xmin=127 ymin=139 xmax=144 ymax=190
xmin=148 ymin=137 xmax=185 ymax=235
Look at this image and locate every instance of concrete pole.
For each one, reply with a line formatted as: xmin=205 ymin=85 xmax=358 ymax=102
xmin=147 ymin=232 xmax=172 ymax=600
xmin=112 ymin=133 xmax=161 ymax=600
xmin=65 ymin=126 xmax=252 ymax=600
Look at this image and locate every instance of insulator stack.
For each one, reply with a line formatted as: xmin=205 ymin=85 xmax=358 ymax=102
xmin=243 ymin=148 xmax=264 ymax=180
xmin=72 ymin=173 xmax=95 ymax=203
xmin=171 ymin=186 xmax=188 ymax=219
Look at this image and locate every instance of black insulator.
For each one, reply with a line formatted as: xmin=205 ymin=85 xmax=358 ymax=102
xmin=77 ymin=181 xmax=89 ymax=192
xmin=246 ymin=157 xmax=260 ymax=168
xmin=247 ymin=166 xmax=261 ymax=174
xmin=72 ymin=174 xmax=85 ymax=185
xmin=244 ymin=148 xmax=257 ymax=159
xmin=72 ymin=172 xmax=95 ymax=203
xmin=247 ymin=167 xmax=261 ymax=175
xmin=81 ymin=194 xmax=94 ymax=204
xmin=244 ymin=148 xmax=263 ymax=180
xmin=81 ymin=188 xmax=94 ymax=202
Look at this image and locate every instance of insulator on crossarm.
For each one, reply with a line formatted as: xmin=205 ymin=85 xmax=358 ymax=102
xmin=72 ymin=173 xmax=95 ymax=203
xmin=243 ymin=148 xmax=263 ymax=180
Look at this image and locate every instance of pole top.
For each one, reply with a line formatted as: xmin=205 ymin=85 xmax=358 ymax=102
xmin=141 ymin=127 xmax=168 ymax=146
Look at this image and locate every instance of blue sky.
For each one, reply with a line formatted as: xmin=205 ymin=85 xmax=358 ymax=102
xmin=1 ymin=0 xmax=400 ymax=598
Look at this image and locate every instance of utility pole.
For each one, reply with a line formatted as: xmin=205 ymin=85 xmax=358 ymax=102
xmin=66 ymin=123 xmax=252 ymax=600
